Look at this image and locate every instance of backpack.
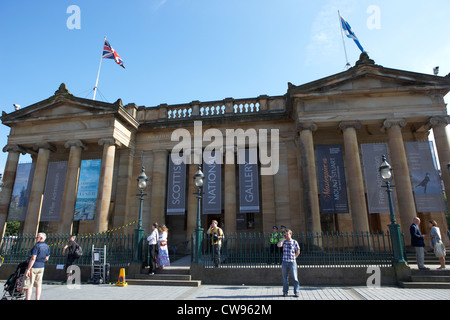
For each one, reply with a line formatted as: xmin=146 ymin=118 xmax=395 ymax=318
xmin=72 ymin=244 xmax=83 ymax=259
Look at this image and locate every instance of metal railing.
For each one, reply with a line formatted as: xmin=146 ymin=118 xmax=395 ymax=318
xmin=0 ymin=234 xmax=134 ymax=267
xmin=198 ymin=231 xmax=401 ymax=268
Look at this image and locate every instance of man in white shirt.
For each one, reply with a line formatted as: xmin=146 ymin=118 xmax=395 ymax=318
xmin=146 ymin=223 xmax=159 ymax=275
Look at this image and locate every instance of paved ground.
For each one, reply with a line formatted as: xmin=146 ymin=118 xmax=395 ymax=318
xmin=1 ymin=280 xmax=446 ymax=301
xmin=2 ymin=257 xmax=449 ymax=302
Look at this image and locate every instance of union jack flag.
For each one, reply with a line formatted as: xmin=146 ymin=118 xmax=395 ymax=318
xmin=102 ymin=40 xmax=125 ymax=69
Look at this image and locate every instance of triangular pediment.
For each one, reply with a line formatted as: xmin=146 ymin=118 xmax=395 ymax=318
xmin=1 ymin=83 xmax=132 ymax=126
xmin=288 ymin=53 xmax=450 ymax=98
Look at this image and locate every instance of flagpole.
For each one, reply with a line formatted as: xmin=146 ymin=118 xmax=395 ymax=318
xmin=93 ymin=36 xmax=106 ymax=101
xmin=338 ymin=11 xmax=351 ymax=70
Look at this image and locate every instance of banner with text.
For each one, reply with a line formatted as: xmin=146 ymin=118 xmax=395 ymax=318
xmin=316 ymin=145 xmax=349 ymax=214
xmin=7 ymin=163 xmax=35 ymax=222
xmin=203 ymin=150 xmax=222 ymax=215
xmin=74 ymin=159 xmax=101 ymax=221
xmin=238 ymin=148 xmax=260 ymax=213
xmin=361 ymin=143 xmax=395 ymax=213
xmin=405 ymin=141 xmax=445 ymax=212
xmin=40 ymin=161 xmax=68 ymax=221
xmin=167 ymin=153 xmax=187 ymax=216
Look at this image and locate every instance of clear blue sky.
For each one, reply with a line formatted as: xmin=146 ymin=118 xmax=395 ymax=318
xmin=0 ymin=0 xmax=449 ymax=174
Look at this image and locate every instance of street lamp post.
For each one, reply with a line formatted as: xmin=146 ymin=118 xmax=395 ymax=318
xmin=379 ymin=155 xmax=406 ymax=263
xmin=193 ymin=164 xmax=204 ymax=263
xmin=134 ymin=164 xmax=148 ymax=262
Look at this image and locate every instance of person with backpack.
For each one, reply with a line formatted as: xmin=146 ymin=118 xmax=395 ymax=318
xmin=207 ymin=220 xmax=224 ymax=268
xmin=62 ymin=235 xmax=82 ymax=283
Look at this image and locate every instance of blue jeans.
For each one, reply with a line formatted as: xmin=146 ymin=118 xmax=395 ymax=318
xmin=282 ymin=261 xmax=300 ymax=294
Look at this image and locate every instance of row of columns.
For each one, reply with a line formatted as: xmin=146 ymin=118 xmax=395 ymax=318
xmin=297 ymin=117 xmax=450 ymax=243
xmin=1 ymin=117 xmax=448 ymax=239
xmin=0 ymin=138 xmax=120 ymax=236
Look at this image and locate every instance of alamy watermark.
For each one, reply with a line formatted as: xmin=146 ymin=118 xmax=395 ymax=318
xmin=366 ymin=5 xmax=381 ymax=30
xmin=66 ymin=5 xmax=81 ymax=30
xmin=170 ymin=121 xmax=280 ymax=175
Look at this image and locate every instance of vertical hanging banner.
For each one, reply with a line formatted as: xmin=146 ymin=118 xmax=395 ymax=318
xmin=316 ymin=145 xmax=349 ymax=214
xmin=203 ymin=150 xmax=222 ymax=215
xmin=238 ymin=148 xmax=260 ymax=213
xmin=40 ymin=161 xmax=68 ymax=221
xmin=167 ymin=153 xmax=187 ymax=215
xmin=405 ymin=141 xmax=445 ymax=212
xmin=74 ymin=159 xmax=101 ymax=221
xmin=361 ymin=143 xmax=395 ymax=213
xmin=7 ymin=163 xmax=35 ymax=222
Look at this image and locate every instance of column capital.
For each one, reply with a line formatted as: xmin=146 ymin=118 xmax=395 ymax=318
xmin=296 ymin=122 xmax=317 ymax=132
xmin=33 ymin=142 xmax=56 ymax=152
xmin=380 ymin=119 xmax=407 ymax=132
xmin=339 ymin=121 xmax=361 ymax=131
xmin=98 ymin=138 xmax=121 ymax=148
xmin=64 ymin=140 xmax=87 ymax=150
xmin=381 ymin=119 xmax=407 ymax=130
xmin=425 ymin=116 xmax=450 ymax=129
xmin=2 ymin=144 xmax=27 ymax=155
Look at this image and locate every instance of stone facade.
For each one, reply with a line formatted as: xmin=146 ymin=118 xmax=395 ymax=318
xmin=1 ymin=53 xmax=450 ymax=249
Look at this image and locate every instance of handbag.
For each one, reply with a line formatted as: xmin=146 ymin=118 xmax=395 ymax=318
xmin=434 ymin=241 xmax=446 ymax=258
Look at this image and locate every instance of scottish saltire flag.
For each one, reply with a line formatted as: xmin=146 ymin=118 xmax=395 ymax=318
xmin=102 ymin=40 xmax=125 ymax=68
xmin=340 ymin=15 xmax=365 ymax=53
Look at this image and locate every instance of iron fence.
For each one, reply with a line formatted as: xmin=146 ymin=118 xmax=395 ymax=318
xmin=198 ymin=231 xmax=403 ymax=268
xmin=0 ymin=233 xmax=134 ymax=267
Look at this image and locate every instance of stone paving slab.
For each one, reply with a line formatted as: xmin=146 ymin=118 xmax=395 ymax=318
xmin=4 ymin=282 xmax=448 ymax=301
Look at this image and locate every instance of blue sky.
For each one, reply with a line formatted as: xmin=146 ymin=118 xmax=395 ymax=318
xmin=1 ymin=0 xmax=450 ymax=174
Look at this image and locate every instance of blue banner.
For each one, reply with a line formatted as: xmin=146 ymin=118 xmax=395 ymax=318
xmin=316 ymin=145 xmax=349 ymax=214
xmin=7 ymin=163 xmax=35 ymax=222
xmin=74 ymin=159 xmax=101 ymax=221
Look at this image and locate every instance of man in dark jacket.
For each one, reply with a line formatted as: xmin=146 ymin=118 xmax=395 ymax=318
xmin=410 ymin=217 xmax=429 ymax=270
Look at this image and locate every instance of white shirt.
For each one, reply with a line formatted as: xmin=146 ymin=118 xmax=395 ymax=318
xmin=147 ymin=229 xmax=159 ymax=245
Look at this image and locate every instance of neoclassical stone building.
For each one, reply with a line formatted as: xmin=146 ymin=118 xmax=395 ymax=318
xmin=1 ymin=53 xmax=449 ymax=247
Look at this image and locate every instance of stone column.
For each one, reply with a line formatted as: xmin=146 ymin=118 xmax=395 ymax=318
xmin=23 ymin=143 xmax=56 ymax=235
xmin=426 ymin=116 xmax=450 ymax=211
xmin=274 ymin=141 xmax=291 ymax=227
xmin=382 ymin=119 xmax=416 ymax=242
xmin=297 ymin=122 xmax=321 ymax=235
xmin=94 ymin=138 xmax=118 ymax=233
xmin=0 ymin=145 xmax=26 ymax=236
xmin=58 ymin=140 xmax=86 ymax=234
xmin=224 ymin=146 xmax=236 ymax=234
xmin=150 ymin=149 xmax=168 ymax=227
xmin=339 ymin=121 xmax=370 ymax=233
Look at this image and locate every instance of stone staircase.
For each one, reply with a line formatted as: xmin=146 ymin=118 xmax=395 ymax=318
xmin=399 ymin=249 xmax=450 ymax=289
xmin=127 ymin=255 xmax=201 ymax=287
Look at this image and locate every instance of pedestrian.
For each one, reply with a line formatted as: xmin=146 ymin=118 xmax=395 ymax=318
xmin=207 ymin=220 xmax=224 ymax=268
xmin=277 ymin=229 xmax=300 ymax=297
xmin=429 ymin=220 xmax=446 ymax=269
xmin=24 ymin=233 xmax=50 ymax=300
xmin=157 ymin=225 xmax=170 ymax=269
xmin=268 ymin=226 xmax=279 ymax=264
xmin=410 ymin=217 xmax=429 ymax=270
xmin=62 ymin=235 xmax=80 ymax=283
xmin=146 ymin=222 xmax=159 ymax=275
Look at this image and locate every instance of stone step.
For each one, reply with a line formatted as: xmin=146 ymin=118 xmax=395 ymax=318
xmin=134 ymin=273 xmax=192 ymax=281
xmin=398 ymin=281 xmax=450 ymax=289
xmin=127 ymin=278 xmax=201 ymax=287
xmin=411 ymin=275 xmax=450 ymax=282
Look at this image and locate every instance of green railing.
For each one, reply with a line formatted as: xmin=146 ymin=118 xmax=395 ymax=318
xmin=0 ymin=234 xmax=134 ymax=267
xmin=198 ymin=231 xmax=402 ymax=268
